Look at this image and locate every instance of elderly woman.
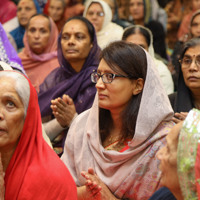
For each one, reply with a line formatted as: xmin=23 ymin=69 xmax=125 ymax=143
xmin=18 ymin=14 xmax=59 ymax=92
xmin=122 ymin=25 xmax=174 ymax=95
xmin=60 ymin=41 xmax=174 ymax=199
xmin=10 ymin=0 xmax=41 ymax=51
xmin=83 ymin=0 xmax=123 ymax=49
xmin=149 ymin=109 xmax=200 ymax=200
xmin=38 ymin=16 xmax=101 ymax=155
xmin=169 ymin=38 xmax=200 ymax=123
xmin=171 ymin=9 xmax=200 ymax=90
xmin=0 ymin=70 xmax=77 ymax=199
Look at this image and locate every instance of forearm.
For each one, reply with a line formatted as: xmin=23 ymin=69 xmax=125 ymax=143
xmin=43 ymin=118 xmax=65 ymax=141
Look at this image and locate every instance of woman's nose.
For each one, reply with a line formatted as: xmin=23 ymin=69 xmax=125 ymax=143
xmin=95 ymin=77 xmax=105 ymax=88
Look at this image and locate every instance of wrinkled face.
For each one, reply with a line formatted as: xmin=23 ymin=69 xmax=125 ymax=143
xmin=27 ymin=15 xmax=51 ymax=54
xmin=86 ymin=3 xmax=105 ymax=32
xmin=129 ymin=0 xmax=144 ymax=22
xmin=181 ymin=45 xmax=200 ymax=92
xmin=192 ymin=0 xmax=200 ymax=11
xmin=190 ymin=14 xmax=200 ymax=38
xmin=96 ymin=59 xmax=137 ymax=113
xmin=61 ymin=20 xmax=93 ymax=67
xmin=0 ymin=77 xmax=24 ymax=151
xmin=156 ymin=122 xmax=182 ymax=192
xmin=48 ymin=0 xmax=64 ymax=22
xmin=17 ymin=0 xmax=37 ymax=27
xmin=125 ymin=33 xmax=148 ymax=51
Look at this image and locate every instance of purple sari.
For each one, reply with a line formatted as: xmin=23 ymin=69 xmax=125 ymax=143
xmin=0 ymin=23 xmax=25 ymax=74
xmin=38 ymin=22 xmax=101 ymax=117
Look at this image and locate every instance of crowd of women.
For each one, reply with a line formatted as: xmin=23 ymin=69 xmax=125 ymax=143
xmin=0 ymin=0 xmax=200 ymax=199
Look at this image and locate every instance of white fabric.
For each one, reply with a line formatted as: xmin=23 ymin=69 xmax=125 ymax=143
xmin=154 ymin=58 xmax=174 ymax=95
xmin=61 ymin=48 xmax=174 ymax=199
xmin=83 ymin=0 xmax=123 ymax=49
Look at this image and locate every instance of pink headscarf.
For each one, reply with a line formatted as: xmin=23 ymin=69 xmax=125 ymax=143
xmin=18 ymin=16 xmax=59 ymax=92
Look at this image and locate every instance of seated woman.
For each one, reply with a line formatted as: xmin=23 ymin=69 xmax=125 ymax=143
xmin=128 ymin=0 xmax=168 ymax=61
xmin=0 ymin=70 xmax=77 ymax=199
xmin=61 ymin=41 xmax=174 ymax=200
xmin=38 ymin=16 xmax=101 ymax=155
xmin=83 ymin=0 xmax=123 ymax=49
xmin=10 ymin=0 xmax=41 ymax=52
xmin=18 ymin=14 xmax=59 ymax=92
xmin=169 ymin=38 xmax=200 ymax=123
xmin=46 ymin=0 xmax=66 ymax=32
xmin=149 ymin=108 xmax=200 ymax=200
xmin=171 ymin=9 xmax=200 ymax=90
xmin=122 ymin=25 xmax=174 ymax=95
xmin=0 ymin=23 xmax=25 ymax=74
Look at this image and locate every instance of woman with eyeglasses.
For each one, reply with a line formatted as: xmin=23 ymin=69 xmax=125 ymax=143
xmin=83 ymin=0 xmax=123 ymax=49
xmin=61 ymin=41 xmax=174 ymax=199
xmin=169 ymin=37 xmax=200 ymax=124
xmin=38 ymin=16 xmax=101 ymax=156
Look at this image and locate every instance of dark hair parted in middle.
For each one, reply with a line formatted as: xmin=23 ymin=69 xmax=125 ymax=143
xmin=180 ymin=37 xmax=200 ymax=61
xmin=63 ymin=16 xmax=95 ymax=43
xmin=99 ymin=41 xmax=147 ymax=143
xmin=122 ymin=25 xmax=151 ymax=47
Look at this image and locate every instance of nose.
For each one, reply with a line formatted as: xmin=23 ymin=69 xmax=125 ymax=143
xmin=95 ymin=77 xmax=105 ymax=89
xmin=67 ymin=36 xmax=75 ymax=45
xmin=33 ymin=30 xmax=40 ymax=38
xmin=189 ymin=60 xmax=199 ymax=71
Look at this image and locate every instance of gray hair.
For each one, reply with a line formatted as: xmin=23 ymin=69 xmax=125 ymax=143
xmin=0 ymin=71 xmax=30 ymax=117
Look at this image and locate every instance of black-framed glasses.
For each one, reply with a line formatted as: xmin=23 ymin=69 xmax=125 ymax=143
xmin=179 ymin=56 xmax=200 ymax=69
xmin=91 ymin=72 xmax=130 ymax=84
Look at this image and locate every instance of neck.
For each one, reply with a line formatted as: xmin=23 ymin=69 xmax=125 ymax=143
xmin=134 ymin=19 xmax=144 ymax=26
xmin=1 ymin=145 xmax=17 ymax=172
xmin=191 ymin=88 xmax=200 ymax=109
xmin=110 ymin=110 xmax=122 ymax=137
xmin=69 ymin=60 xmax=85 ymax=73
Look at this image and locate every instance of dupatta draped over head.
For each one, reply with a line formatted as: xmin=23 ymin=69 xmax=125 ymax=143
xmin=0 ymin=23 xmax=25 ymax=74
xmin=18 ymin=17 xmax=59 ymax=92
xmin=38 ymin=20 xmax=101 ymax=117
xmin=177 ymin=108 xmax=200 ymax=199
xmin=83 ymin=0 xmax=123 ymax=49
xmin=61 ymin=48 xmax=174 ymax=199
xmin=3 ymin=70 xmax=77 ymax=199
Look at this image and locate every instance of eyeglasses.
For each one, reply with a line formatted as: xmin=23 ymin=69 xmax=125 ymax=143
xmin=87 ymin=11 xmax=104 ymax=17
xmin=179 ymin=56 xmax=200 ymax=69
xmin=91 ymin=72 xmax=130 ymax=84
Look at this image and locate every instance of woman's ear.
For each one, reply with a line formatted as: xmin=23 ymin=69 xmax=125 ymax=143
xmin=132 ymin=78 xmax=144 ymax=95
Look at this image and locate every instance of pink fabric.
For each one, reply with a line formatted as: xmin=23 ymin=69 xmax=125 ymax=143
xmin=195 ymin=143 xmax=200 ymax=199
xmin=18 ymin=17 xmax=59 ymax=92
xmin=177 ymin=11 xmax=195 ymax=39
xmin=0 ymin=0 xmax=17 ymax=24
